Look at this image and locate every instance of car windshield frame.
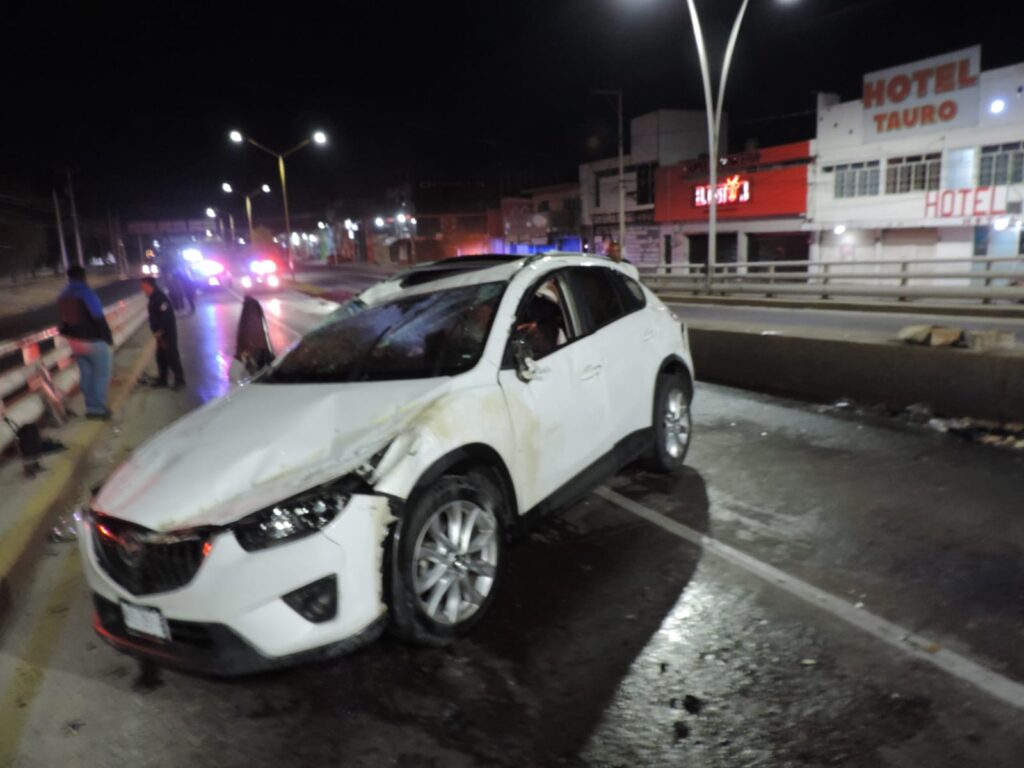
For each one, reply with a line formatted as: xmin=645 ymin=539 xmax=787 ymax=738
xmin=260 ymin=280 xmax=507 ymax=384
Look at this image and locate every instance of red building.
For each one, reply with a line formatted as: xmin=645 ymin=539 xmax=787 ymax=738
xmin=654 ymin=141 xmax=812 ymax=266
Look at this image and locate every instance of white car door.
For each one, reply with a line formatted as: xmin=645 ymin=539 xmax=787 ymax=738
xmin=497 ymin=271 xmax=610 ymax=512
xmin=565 ymin=267 xmax=658 ymax=444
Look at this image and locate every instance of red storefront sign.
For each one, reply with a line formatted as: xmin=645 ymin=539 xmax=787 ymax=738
xmin=924 ymin=187 xmax=1007 ymax=219
xmin=656 ymin=141 xmax=810 ymax=223
xmin=693 ymin=175 xmax=751 ymax=207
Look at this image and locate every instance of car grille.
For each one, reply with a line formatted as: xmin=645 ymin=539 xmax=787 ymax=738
xmin=91 ymin=513 xmax=209 ymax=596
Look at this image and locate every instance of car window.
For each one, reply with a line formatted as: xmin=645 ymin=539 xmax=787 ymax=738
xmin=511 ymin=276 xmax=573 ymax=360
xmin=568 ymin=267 xmax=626 ymax=333
xmin=611 ymin=273 xmax=647 ymax=314
xmin=262 ymin=282 xmax=505 ymax=383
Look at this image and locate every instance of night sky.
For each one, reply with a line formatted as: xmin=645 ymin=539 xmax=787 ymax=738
xmin=3 ymin=0 xmax=1016 ymax=220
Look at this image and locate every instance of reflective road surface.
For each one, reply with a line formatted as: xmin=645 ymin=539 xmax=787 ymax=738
xmin=1 ymin=284 xmax=1022 ymax=768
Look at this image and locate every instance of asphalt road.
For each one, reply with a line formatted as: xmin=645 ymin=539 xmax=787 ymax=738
xmin=0 ymin=286 xmax=1022 ymax=767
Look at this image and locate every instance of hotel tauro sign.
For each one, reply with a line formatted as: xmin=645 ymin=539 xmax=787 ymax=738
xmin=863 ymin=46 xmax=981 ymax=140
xmin=694 ymin=175 xmax=751 ymax=207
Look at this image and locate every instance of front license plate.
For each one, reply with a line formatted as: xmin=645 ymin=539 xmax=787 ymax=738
xmin=120 ymin=601 xmax=169 ymax=641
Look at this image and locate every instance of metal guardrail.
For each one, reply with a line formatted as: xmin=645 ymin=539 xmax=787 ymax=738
xmin=0 ymin=295 xmax=149 ymax=453
xmin=639 ymin=255 xmax=1024 ymax=305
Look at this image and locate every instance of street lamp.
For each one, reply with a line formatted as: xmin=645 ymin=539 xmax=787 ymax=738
xmin=222 ymin=181 xmax=272 ymax=244
xmin=229 ymin=128 xmax=328 ymax=274
xmin=682 ymin=0 xmax=797 ymax=288
xmin=206 ymin=206 xmax=235 ymax=243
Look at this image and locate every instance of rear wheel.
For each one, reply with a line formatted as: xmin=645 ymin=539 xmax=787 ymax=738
xmin=388 ymin=471 xmax=506 ymax=645
xmin=645 ymin=372 xmax=692 ymax=473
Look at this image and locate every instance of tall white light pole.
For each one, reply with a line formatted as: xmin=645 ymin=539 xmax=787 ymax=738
xmin=229 ymin=129 xmax=327 ymax=275
xmin=683 ymin=0 xmax=750 ymax=289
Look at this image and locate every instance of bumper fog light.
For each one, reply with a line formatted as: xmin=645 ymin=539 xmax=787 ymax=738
xmin=282 ymin=575 xmax=338 ymax=623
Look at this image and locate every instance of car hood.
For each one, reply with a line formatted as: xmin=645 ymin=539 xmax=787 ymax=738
xmin=94 ymin=379 xmax=451 ymax=531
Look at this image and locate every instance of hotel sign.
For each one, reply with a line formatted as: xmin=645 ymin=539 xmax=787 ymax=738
xmin=862 ymin=46 xmax=981 ymax=140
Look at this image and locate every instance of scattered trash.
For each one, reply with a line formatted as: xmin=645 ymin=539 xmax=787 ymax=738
xmin=800 ymin=659 xmax=817 ymax=667
xmin=898 ymin=324 xmax=964 ymax=347
xmin=673 ymin=721 xmax=690 ymax=740
xmin=832 ymin=398 xmax=853 ymax=410
xmin=760 ymin=432 xmax=768 ymax=437
xmin=132 ymin=659 xmax=163 ymax=693
xmin=925 ymin=643 xmax=941 ymax=654
xmin=683 ymin=695 xmax=703 ymax=715
xmin=64 ymin=720 xmax=85 ymax=736
xmin=964 ymin=329 xmax=1015 ymax=350
xmin=48 ymin=511 xmax=79 ymax=544
xmin=905 ymin=403 xmax=933 ymax=424
xmin=854 ymin=602 xmax=865 ymax=609
xmin=926 ymin=416 xmax=1024 ymax=451
xmin=659 ymin=662 xmax=670 ymax=674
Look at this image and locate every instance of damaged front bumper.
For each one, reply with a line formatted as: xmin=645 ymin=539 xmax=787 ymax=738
xmin=79 ymin=493 xmax=397 ymax=675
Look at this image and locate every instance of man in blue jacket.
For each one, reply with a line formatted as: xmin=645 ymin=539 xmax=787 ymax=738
xmin=57 ymin=266 xmax=114 ymax=420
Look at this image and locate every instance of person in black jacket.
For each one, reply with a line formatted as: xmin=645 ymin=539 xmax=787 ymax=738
xmin=57 ymin=266 xmax=115 ymax=419
xmin=141 ymin=277 xmax=186 ymax=389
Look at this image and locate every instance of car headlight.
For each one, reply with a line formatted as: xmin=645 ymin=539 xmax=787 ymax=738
xmin=233 ymin=479 xmax=360 ymax=552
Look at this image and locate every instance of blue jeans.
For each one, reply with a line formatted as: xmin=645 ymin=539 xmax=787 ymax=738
xmin=69 ymin=339 xmax=112 ymax=415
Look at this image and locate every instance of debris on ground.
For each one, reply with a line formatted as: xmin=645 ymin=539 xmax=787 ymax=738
xmin=63 ymin=720 xmax=85 ymax=736
xmin=48 ymin=510 xmax=79 ymax=543
xmin=800 ymin=659 xmax=817 ymax=667
xmin=673 ymin=721 xmax=690 ymax=740
xmin=927 ymin=417 xmax=1024 ymax=450
xmin=682 ymin=695 xmax=703 ymax=715
xmin=898 ymin=324 xmax=1016 ymax=349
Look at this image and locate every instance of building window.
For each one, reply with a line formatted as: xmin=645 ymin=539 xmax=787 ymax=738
xmin=594 ymin=176 xmax=601 ymax=208
xmin=825 ymin=161 xmax=880 ymax=198
xmin=979 ymin=142 xmax=1024 ymax=186
xmin=885 ymin=154 xmax=941 ymax=194
xmin=636 ymin=163 xmax=655 ymax=205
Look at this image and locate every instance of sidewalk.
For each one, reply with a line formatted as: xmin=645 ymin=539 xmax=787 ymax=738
xmin=0 ymin=324 xmax=155 ymax=626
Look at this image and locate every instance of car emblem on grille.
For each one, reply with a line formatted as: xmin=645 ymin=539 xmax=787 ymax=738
xmin=117 ymin=531 xmax=145 ymax=568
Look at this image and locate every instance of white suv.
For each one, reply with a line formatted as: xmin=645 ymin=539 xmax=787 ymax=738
xmin=79 ymin=254 xmax=694 ymax=674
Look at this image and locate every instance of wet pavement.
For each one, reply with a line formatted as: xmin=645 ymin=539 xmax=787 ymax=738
xmin=1 ymin=284 xmax=1022 ymax=767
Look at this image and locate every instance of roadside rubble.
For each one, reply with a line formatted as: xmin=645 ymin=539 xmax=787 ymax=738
xmin=817 ymin=398 xmax=1024 ymax=451
xmin=898 ymin=324 xmax=1016 ymax=350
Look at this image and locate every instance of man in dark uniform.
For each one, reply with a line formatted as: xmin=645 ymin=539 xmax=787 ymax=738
xmin=141 ymin=277 xmax=186 ymax=389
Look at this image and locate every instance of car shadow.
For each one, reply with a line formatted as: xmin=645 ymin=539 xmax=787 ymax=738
xmin=230 ymin=466 xmax=712 ymax=766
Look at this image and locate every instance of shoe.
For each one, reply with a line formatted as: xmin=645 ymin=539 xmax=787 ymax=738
xmin=150 ymin=381 xmax=169 ymax=389
xmin=172 ymin=381 xmax=186 ymax=391
xmin=86 ymin=410 xmax=111 ymax=421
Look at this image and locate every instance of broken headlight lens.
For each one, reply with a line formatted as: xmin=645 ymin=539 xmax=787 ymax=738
xmin=233 ymin=485 xmax=352 ymax=552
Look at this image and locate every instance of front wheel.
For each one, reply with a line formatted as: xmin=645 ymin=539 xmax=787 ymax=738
xmin=645 ymin=372 xmax=692 ymax=473
xmin=388 ymin=471 xmax=506 ymax=645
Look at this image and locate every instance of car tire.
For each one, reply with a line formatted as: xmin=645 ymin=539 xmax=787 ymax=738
xmin=387 ymin=470 xmax=506 ymax=645
xmin=644 ymin=372 xmax=692 ymax=473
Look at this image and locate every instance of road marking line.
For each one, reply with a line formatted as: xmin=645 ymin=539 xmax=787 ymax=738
xmin=594 ymin=485 xmax=1024 ymax=712
xmin=0 ymin=548 xmax=82 ymax=765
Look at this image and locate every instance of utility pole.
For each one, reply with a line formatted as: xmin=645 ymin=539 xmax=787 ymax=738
xmin=66 ymin=169 xmax=85 ymax=267
xmin=52 ymin=188 xmax=69 ymax=273
xmin=592 ymin=89 xmax=626 ymax=261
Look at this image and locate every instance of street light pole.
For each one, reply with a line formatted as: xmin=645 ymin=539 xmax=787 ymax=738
xmin=683 ymin=0 xmax=750 ymax=291
xmin=230 ymin=130 xmax=327 ymax=277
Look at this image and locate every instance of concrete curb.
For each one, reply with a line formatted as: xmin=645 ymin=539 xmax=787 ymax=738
xmin=660 ymin=293 xmax=1024 ymax=320
xmin=0 ymin=329 xmax=157 ymax=628
xmin=689 ymin=326 xmax=1024 ymax=422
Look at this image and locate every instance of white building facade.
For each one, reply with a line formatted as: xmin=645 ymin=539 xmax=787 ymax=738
xmin=810 ymin=46 xmax=1024 ymax=282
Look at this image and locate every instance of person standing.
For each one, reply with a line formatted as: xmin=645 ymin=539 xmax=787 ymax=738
xmin=57 ymin=266 xmax=114 ymax=419
xmin=141 ymin=277 xmax=186 ymax=389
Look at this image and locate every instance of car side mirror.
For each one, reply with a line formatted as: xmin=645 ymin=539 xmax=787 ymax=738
xmin=512 ymin=335 xmax=538 ymax=383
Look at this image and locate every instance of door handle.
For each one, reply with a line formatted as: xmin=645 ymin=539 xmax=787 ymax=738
xmin=642 ymin=328 xmax=656 ymax=342
xmin=580 ymin=364 xmax=602 ymax=381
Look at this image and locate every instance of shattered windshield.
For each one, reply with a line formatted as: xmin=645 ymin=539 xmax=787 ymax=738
xmin=262 ymin=281 xmax=505 ymax=383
